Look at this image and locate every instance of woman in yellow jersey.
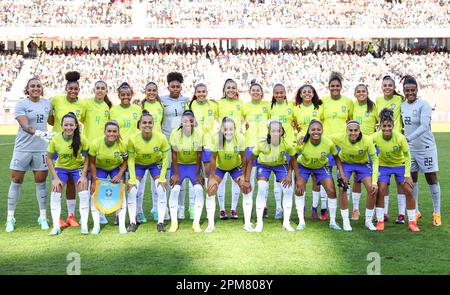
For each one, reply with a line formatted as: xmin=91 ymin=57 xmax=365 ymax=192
xmin=246 ymin=120 xmax=301 ymax=232
xmin=168 ymin=110 xmax=204 ymax=232
xmin=349 ymin=84 xmax=378 ymax=221
xmin=242 ymin=82 xmax=270 ymax=216
xmin=127 ymin=110 xmax=170 ymax=232
xmin=110 ymin=82 xmax=141 ymax=143
xmin=296 ymin=120 xmax=345 ymax=231
xmin=329 ymin=121 xmax=379 ymax=231
xmin=49 ymin=71 xmax=85 ymax=228
xmin=206 ymin=117 xmax=251 ymax=233
xmin=217 ymin=79 xmax=244 ymax=220
xmin=376 ymin=76 xmax=405 ymax=223
xmin=81 ymin=80 xmax=112 ymax=225
xmin=88 ymin=121 xmax=128 ymax=234
xmin=293 ymin=84 xmax=325 ymax=221
xmin=373 ymin=108 xmax=419 ymax=232
xmin=268 ymin=83 xmax=296 ymax=220
xmin=47 ymin=113 xmax=89 ymax=236
xmin=137 ymin=81 xmax=164 ymax=224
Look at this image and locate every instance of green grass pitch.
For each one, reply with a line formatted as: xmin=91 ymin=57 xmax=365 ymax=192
xmin=0 ymin=134 xmax=448 ymax=275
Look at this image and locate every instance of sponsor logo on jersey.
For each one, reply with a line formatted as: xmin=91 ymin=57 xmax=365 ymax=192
xmin=321 ymin=152 xmax=327 ymax=157
xmin=153 ymin=147 xmax=159 ymax=152
xmin=114 ymin=152 xmax=119 ymax=158
xmin=393 ymin=146 xmax=398 ymax=151
xmin=359 ymin=150 xmax=364 ymax=155
xmin=133 ymin=113 xmax=138 ymax=119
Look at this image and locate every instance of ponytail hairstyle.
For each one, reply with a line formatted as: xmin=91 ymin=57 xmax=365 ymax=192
xmin=271 ymin=83 xmax=286 ymax=109
xmin=189 ymin=83 xmax=208 ymax=110
xmin=61 ymin=112 xmax=81 ymax=157
xmin=117 ymin=82 xmax=134 ymax=96
xmin=178 ymin=109 xmax=196 ymax=133
xmin=141 ymin=81 xmax=161 ymax=106
xmin=249 ymin=79 xmax=263 ymax=99
xmin=104 ymin=120 xmax=122 ymax=143
xmin=218 ymin=117 xmax=236 ymax=150
xmin=266 ymin=120 xmax=285 ymax=144
xmin=303 ymin=119 xmax=323 ymax=144
xmin=137 ymin=109 xmax=154 ymax=129
xmin=23 ymin=77 xmax=42 ymax=96
xmin=94 ymin=80 xmax=112 ymax=108
xmin=382 ymin=75 xmax=404 ymax=100
xmin=295 ymin=84 xmax=323 ymax=109
xmin=379 ymin=107 xmax=394 ymax=126
xmin=167 ymin=72 xmax=184 ymax=84
xmin=355 ymin=84 xmax=375 ymax=113
xmin=346 ymin=120 xmax=363 ymax=142
xmin=328 ymin=72 xmax=343 ymax=87
xmin=65 ymin=71 xmax=80 ymax=87
xmin=222 ymin=78 xmax=238 ymax=99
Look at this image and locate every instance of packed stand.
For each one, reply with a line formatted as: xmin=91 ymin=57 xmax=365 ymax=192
xmin=0 ymin=52 xmax=24 ymax=92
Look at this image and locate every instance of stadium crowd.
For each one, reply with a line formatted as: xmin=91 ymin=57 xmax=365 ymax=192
xmin=0 ymin=0 xmax=448 ymax=29
xmin=0 ymin=51 xmax=24 ymax=92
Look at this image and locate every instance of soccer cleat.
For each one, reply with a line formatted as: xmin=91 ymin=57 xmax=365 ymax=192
xmin=119 ymin=227 xmax=128 ymax=234
xmin=189 ymin=207 xmax=195 ymax=220
xmin=376 ymin=221 xmax=385 ymax=231
xmin=254 ymin=222 xmax=263 ymax=232
xmin=395 ymin=214 xmax=405 ymax=224
xmin=219 ymin=210 xmax=228 ymax=220
xmin=168 ymin=222 xmax=178 ymax=232
xmin=205 ymin=224 xmax=215 ymax=233
xmin=137 ymin=212 xmax=147 ymax=224
xmin=150 ymin=208 xmax=158 ymax=221
xmin=38 ymin=217 xmax=49 ymax=230
xmin=296 ymin=223 xmax=306 ymax=231
xmin=99 ymin=214 xmax=108 ymax=225
xmin=66 ymin=214 xmax=80 ymax=227
xmin=81 ymin=227 xmax=89 ymax=235
xmin=329 ymin=222 xmax=342 ymax=231
xmin=283 ymin=222 xmax=295 ymax=232
xmin=178 ymin=208 xmax=185 ymax=220
xmin=59 ymin=218 xmax=69 ymax=228
xmin=230 ymin=210 xmax=238 ymax=219
xmin=320 ymin=209 xmax=328 ymax=221
xmin=49 ymin=227 xmax=61 ymax=236
xmin=432 ymin=212 xmax=442 ymax=227
xmin=263 ymin=207 xmax=269 ymax=218
xmin=157 ymin=223 xmax=166 ymax=232
xmin=415 ymin=211 xmax=422 ymax=223
xmin=311 ymin=206 xmax=318 ymax=220
xmin=274 ymin=208 xmax=283 ymax=220
xmin=91 ymin=226 xmax=101 ymax=235
xmin=127 ymin=223 xmax=138 ymax=232
xmin=365 ymin=221 xmax=377 ymax=231
xmin=243 ymin=223 xmax=254 ymax=232
xmin=114 ymin=214 xmax=119 ymax=225
xmin=383 ymin=213 xmax=389 ymax=222
xmin=192 ymin=223 xmax=202 ymax=233
xmin=5 ymin=218 xmax=16 ymax=233
xmin=408 ymin=221 xmax=420 ymax=232
xmin=343 ymin=221 xmax=352 ymax=232
xmin=351 ymin=209 xmax=360 ymax=221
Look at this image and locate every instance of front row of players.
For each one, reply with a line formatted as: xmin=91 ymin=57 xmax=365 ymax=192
xmin=39 ymin=105 xmax=421 ymax=235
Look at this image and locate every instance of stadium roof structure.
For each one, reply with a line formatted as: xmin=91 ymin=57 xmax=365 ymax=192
xmin=1 ymin=27 xmax=449 ymax=41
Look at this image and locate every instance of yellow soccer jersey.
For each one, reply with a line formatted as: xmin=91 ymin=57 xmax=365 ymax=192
xmin=321 ymin=95 xmax=353 ymax=136
xmin=169 ymin=128 xmax=204 ymax=164
xmin=81 ymin=98 xmax=110 ymax=142
xmin=252 ymin=139 xmax=296 ymax=167
xmin=188 ymin=99 xmax=219 ymax=150
xmin=89 ymin=137 xmax=127 ymax=171
xmin=143 ymin=100 xmax=164 ymax=133
xmin=270 ymin=100 xmax=296 ymax=146
xmin=352 ymin=102 xmax=378 ymax=136
xmin=376 ymin=95 xmax=403 ymax=133
xmin=218 ymin=99 xmax=244 ymax=133
xmin=127 ymin=131 xmax=170 ymax=184
xmin=109 ymin=104 xmax=141 ymax=142
xmin=243 ymin=101 xmax=270 ymax=148
xmin=293 ymin=103 xmax=324 ymax=137
xmin=210 ymin=132 xmax=246 ymax=171
xmin=50 ymin=95 xmax=85 ymax=132
xmin=372 ymin=130 xmax=411 ymax=176
xmin=48 ymin=133 xmax=89 ymax=170
xmin=297 ymin=136 xmax=338 ymax=169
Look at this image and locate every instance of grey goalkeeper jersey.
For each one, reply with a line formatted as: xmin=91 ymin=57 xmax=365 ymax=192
xmin=14 ymin=97 xmax=52 ymax=152
xmin=160 ymin=94 xmax=190 ymax=140
xmin=401 ymin=98 xmax=436 ymax=152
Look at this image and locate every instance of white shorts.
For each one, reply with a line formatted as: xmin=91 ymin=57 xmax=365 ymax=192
xmin=9 ymin=151 xmax=48 ymax=171
xmin=410 ymin=149 xmax=439 ymax=173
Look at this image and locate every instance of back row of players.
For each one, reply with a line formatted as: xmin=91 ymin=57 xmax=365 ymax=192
xmin=6 ymin=71 xmax=441 ymax=234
